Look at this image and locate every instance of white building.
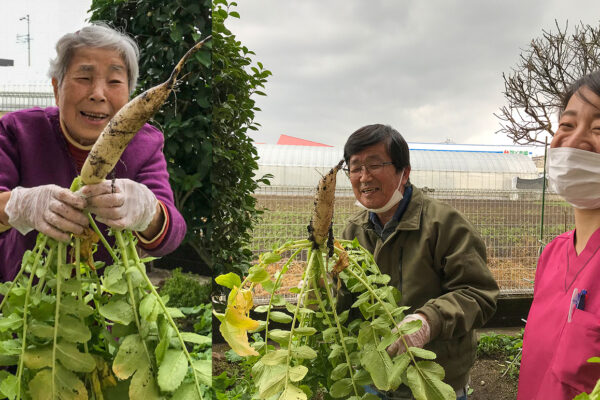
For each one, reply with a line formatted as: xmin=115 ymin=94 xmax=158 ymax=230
xmin=255 ymin=143 xmax=540 ymax=192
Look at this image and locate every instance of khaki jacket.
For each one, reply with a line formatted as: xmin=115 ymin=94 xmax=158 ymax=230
xmin=342 ymin=185 xmax=499 ymax=391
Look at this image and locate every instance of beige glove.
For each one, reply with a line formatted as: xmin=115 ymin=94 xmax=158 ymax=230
xmin=81 ymin=179 xmax=158 ymax=232
xmin=386 ymin=313 xmax=431 ymax=357
xmin=5 ymin=185 xmax=88 ymax=242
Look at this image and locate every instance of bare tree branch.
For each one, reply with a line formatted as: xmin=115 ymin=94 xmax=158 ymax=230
xmin=496 ymin=20 xmax=600 ymax=145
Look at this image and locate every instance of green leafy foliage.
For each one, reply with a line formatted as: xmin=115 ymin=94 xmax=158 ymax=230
xmin=88 ymin=0 xmax=213 ymax=270
xmin=477 ymin=329 xmax=523 ymax=379
xmin=212 ymin=0 xmax=272 ymax=278
xmin=216 ymin=239 xmax=455 ymax=400
xmin=160 ymin=268 xmax=211 ymax=308
xmin=0 ymin=220 xmax=211 ymax=399
xmin=573 ymin=358 xmax=600 ymax=400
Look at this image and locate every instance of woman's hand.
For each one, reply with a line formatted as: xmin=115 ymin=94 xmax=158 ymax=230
xmin=81 ymin=179 xmax=158 ymax=232
xmin=4 ymin=185 xmax=88 ymax=242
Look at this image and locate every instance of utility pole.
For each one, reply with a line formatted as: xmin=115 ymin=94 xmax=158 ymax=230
xmin=16 ymin=14 xmax=31 ymax=67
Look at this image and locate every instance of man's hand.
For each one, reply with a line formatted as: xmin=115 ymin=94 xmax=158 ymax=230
xmin=81 ymin=179 xmax=158 ymax=232
xmin=5 ymin=185 xmax=88 ymax=242
xmin=386 ymin=313 xmax=431 ymax=357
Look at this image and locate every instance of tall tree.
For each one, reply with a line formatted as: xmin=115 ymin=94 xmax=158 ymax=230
xmin=89 ymin=0 xmax=271 ymax=276
xmin=496 ymin=21 xmax=600 ymax=145
xmin=211 ymin=0 xmax=272 ymax=276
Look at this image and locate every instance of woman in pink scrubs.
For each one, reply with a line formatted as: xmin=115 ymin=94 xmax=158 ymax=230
xmin=518 ymin=70 xmax=600 ymax=399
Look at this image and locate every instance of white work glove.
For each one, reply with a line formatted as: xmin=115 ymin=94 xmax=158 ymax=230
xmin=386 ymin=313 xmax=431 ymax=357
xmin=5 ymin=185 xmax=88 ymax=242
xmin=80 ymin=178 xmax=158 ymax=232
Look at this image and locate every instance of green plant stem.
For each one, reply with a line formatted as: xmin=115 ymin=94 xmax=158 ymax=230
xmin=283 ymin=250 xmax=316 ymax=394
xmin=15 ymin=241 xmax=45 ymax=400
xmin=51 ymin=242 xmax=66 ymax=399
xmin=317 ymin=252 xmax=360 ymax=397
xmin=263 ymin=245 xmax=306 ymax=354
xmin=34 ymin=245 xmax=53 ymax=297
xmin=88 ymin=214 xmax=118 ymax=263
xmin=74 ymin=239 xmax=104 ymax=400
xmin=88 ymin=268 xmax=115 ymax=351
xmin=0 ymin=235 xmax=48 ymax=312
xmin=343 ymin=266 xmax=422 ymax=370
xmin=125 ymin=233 xmax=204 ymax=400
xmin=114 ymin=231 xmax=154 ymax=371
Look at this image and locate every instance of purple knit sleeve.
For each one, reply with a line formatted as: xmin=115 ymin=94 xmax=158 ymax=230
xmin=0 ymin=114 xmax=20 ymax=193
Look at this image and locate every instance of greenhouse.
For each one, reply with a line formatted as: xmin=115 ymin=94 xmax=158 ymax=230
xmin=254 ymin=143 xmax=540 ymax=191
xmin=252 ymin=143 xmax=569 ymax=296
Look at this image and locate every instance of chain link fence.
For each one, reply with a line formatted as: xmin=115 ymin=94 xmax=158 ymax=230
xmin=250 ymin=186 xmax=574 ymax=296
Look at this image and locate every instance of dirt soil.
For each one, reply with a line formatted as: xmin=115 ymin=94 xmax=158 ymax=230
xmin=469 ymin=358 xmax=518 ymax=400
xmin=212 ymin=342 xmax=518 ymax=400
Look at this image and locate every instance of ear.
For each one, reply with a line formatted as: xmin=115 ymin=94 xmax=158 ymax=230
xmin=51 ymin=78 xmax=59 ymax=106
xmin=402 ymin=166 xmax=411 ymax=185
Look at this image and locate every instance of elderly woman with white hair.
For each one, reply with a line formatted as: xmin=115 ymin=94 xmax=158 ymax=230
xmin=0 ymin=23 xmax=186 ymax=281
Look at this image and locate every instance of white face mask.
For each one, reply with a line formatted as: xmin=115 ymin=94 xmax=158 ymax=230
xmin=355 ymin=170 xmax=405 ymax=214
xmin=547 ymin=147 xmax=600 ymax=209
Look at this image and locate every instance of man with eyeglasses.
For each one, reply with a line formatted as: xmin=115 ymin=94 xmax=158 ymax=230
xmin=341 ymin=124 xmax=499 ymax=400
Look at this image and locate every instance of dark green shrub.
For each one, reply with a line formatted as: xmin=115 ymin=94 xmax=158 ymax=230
xmin=160 ymin=268 xmax=211 ymax=307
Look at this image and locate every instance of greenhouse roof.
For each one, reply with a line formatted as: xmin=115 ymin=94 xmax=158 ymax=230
xmin=255 ymin=143 xmax=538 ymax=174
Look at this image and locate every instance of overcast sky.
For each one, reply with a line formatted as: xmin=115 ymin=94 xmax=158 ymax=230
xmin=0 ymin=0 xmax=91 ymax=81
xmin=227 ymin=1 xmax=600 ymax=147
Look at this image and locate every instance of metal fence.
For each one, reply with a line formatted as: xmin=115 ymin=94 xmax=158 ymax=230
xmin=250 ymin=186 xmax=574 ymax=296
xmin=0 ymin=84 xmax=54 ymax=112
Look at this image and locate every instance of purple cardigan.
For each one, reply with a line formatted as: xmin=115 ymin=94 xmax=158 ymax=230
xmin=0 ymin=107 xmax=186 ymax=281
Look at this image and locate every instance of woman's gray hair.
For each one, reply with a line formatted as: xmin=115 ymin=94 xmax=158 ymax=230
xmin=48 ymin=22 xmax=139 ymax=95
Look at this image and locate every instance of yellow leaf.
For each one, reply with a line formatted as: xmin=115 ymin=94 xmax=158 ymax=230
xmin=220 ymin=286 xmax=260 ymax=356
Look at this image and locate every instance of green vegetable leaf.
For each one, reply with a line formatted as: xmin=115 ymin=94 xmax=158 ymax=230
xmin=360 ymin=344 xmax=393 ymax=391
xmin=23 ymin=347 xmax=52 ymax=370
xmin=408 ymin=347 xmax=437 ymax=360
xmin=258 ymin=365 xmax=287 ymax=398
xmin=60 ymin=297 xmax=94 ymax=318
xmin=129 ymin=365 xmax=161 ymax=400
xmin=330 ymin=363 xmax=348 ymax=380
xmin=261 ymin=349 xmax=288 ymax=366
xmin=291 ymin=346 xmax=317 ymax=360
xmin=98 ymin=298 xmax=134 ymax=325
xmin=179 ymin=332 xmax=211 ymax=346
xmin=139 ymin=294 xmax=160 ymax=322
xmin=0 ymin=314 xmax=22 ymax=332
xmin=329 ymin=378 xmax=353 ymax=398
xmin=247 ymin=265 xmax=270 ymax=283
xmin=112 ymin=334 xmax=148 ymax=380
xmin=157 ymin=350 xmax=188 ymax=392
xmin=56 ymin=341 xmax=96 ymax=373
xmin=405 ymin=362 xmax=455 ymax=400
xmin=215 ymin=273 xmax=242 ymax=289
xmin=288 ymin=365 xmax=308 ymax=382
xmin=101 ymin=265 xmax=128 ymax=294
xmin=0 ymin=372 xmax=17 ymax=400
xmin=280 ymin=382 xmax=307 ymax=400
xmin=192 ymin=359 xmax=212 ymax=386
xmin=260 ymin=252 xmax=281 ymax=265
xmin=269 ymin=311 xmax=293 ymax=323
xmin=292 ymin=327 xmax=317 ymax=336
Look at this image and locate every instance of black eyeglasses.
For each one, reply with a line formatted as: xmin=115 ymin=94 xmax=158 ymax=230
xmin=343 ymin=162 xmax=394 ymax=178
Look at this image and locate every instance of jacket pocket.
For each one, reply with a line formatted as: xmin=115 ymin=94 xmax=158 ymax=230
xmin=551 ymin=308 xmax=600 ymax=392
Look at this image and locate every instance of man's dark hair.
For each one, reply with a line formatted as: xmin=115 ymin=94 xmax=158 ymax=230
xmin=561 ymin=70 xmax=600 ymax=113
xmin=343 ymin=124 xmax=410 ymax=172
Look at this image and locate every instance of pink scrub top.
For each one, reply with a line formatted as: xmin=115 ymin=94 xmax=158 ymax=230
xmin=518 ymin=228 xmax=600 ymax=399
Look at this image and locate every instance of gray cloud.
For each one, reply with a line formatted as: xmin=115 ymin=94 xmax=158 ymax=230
xmin=228 ymin=1 xmax=600 ymax=147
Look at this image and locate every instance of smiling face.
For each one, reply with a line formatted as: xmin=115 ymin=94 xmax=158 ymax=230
xmin=348 ymin=141 xmax=410 ymax=211
xmin=551 ymin=86 xmax=600 ymax=153
xmin=52 ymin=47 xmax=130 ymax=146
